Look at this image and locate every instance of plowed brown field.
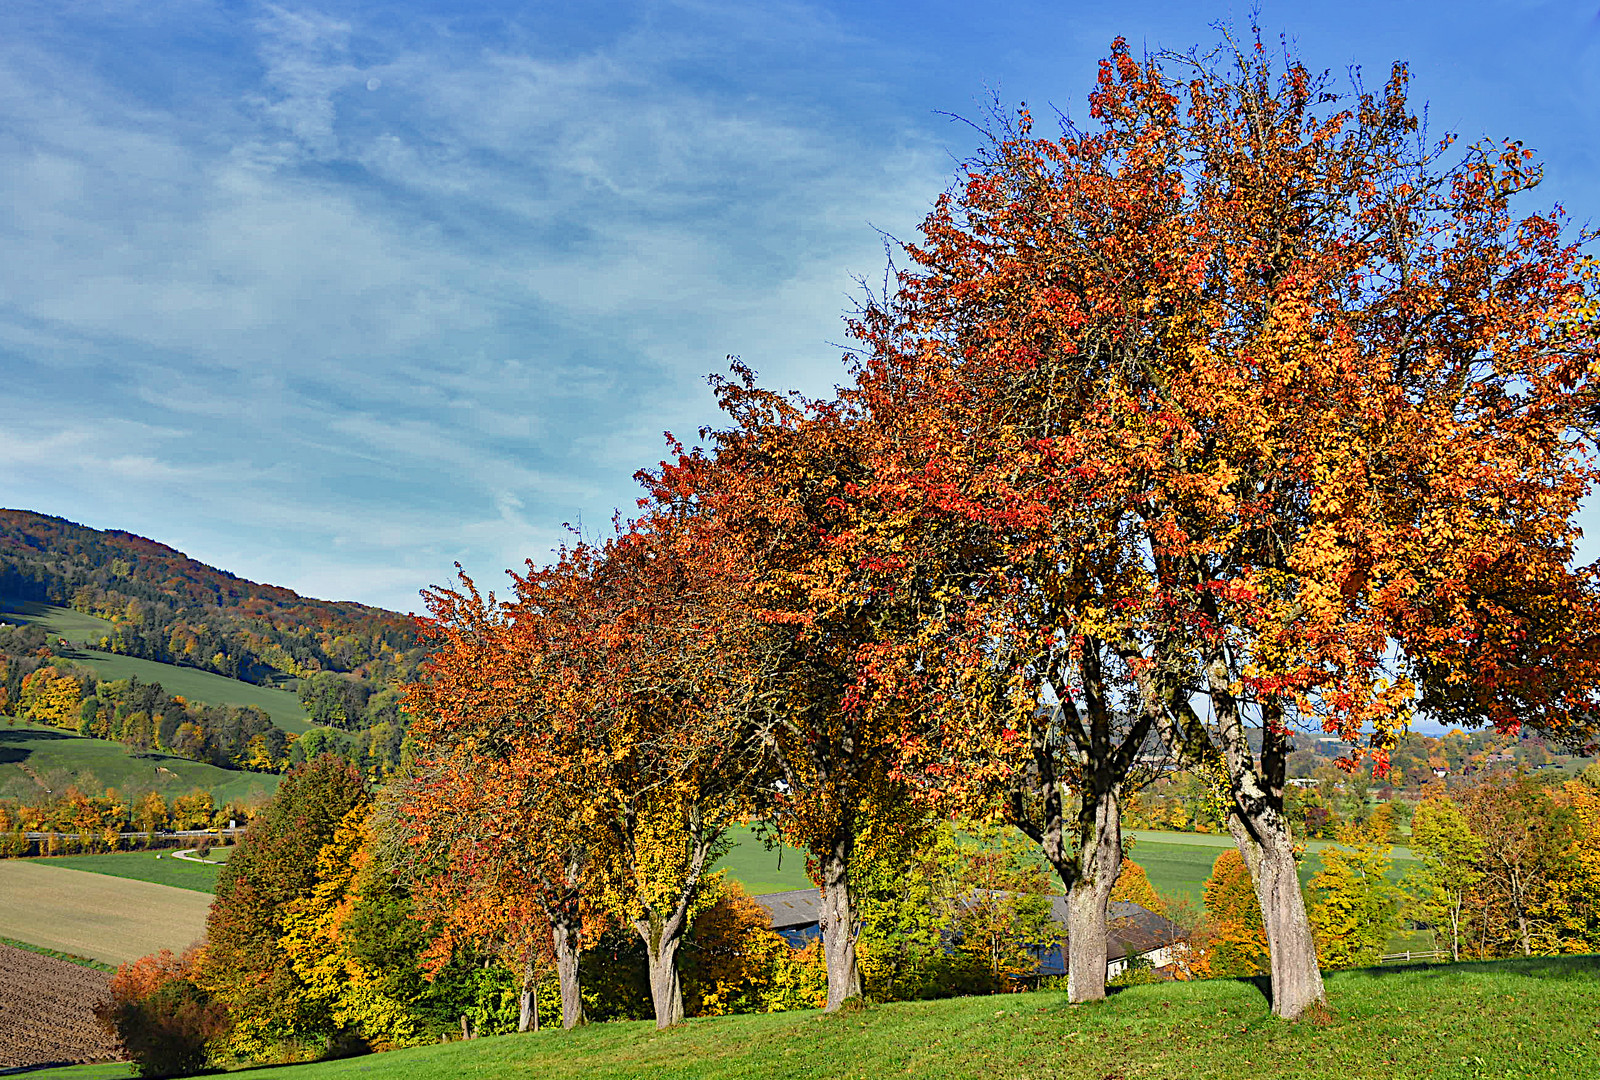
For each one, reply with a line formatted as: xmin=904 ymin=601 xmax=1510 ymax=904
xmin=0 ymin=942 xmax=121 ymax=1069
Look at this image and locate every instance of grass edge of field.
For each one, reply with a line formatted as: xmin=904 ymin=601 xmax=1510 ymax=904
xmin=0 ymin=936 xmax=115 ymax=973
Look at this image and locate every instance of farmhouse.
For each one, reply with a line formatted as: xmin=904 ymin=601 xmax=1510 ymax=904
xmin=751 ymin=888 xmax=1186 ymax=978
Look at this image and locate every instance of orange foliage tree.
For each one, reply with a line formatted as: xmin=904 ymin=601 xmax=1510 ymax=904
xmin=405 ymin=496 xmax=772 ymax=1029
xmin=840 ymin=27 xmax=1600 ymax=1018
xmin=656 ymin=374 xmax=923 ymax=1011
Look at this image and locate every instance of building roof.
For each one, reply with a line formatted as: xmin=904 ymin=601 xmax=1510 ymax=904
xmin=752 ymin=888 xmax=822 ymax=930
xmin=750 ymin=887 xmax=1186 ymax=959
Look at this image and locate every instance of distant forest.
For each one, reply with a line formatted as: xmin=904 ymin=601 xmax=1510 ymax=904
xmin=0 ymin=510 xmax=426 ymax=773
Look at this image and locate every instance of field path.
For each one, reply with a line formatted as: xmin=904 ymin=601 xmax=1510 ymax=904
xmin=0 ymin=861 xmax=211 ymax=965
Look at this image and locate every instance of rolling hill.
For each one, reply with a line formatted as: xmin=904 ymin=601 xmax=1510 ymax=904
xmin=0 ymin=720 xmax=280 ymax=806
xmin=0 ymin=509 xmax=420 ymax=690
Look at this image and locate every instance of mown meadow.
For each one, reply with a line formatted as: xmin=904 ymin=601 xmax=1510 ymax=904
xmin=25 ymin=956 xmax=1600 ymax=1080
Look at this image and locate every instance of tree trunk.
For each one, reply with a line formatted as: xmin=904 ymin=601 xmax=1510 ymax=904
xmin=551 ymin=912 xmax=585 ymax=1030
xmin=1064 ymin=788 xmax=1123 ymax=1004
xmin=1449 ymin=893 xmax=1462 ymax=962
xmin=817 ymin=831 xmax=862 ymax=1010
xmin=636 ymin=918 xmax=686 ymax=1029
xmin=1227 ymin=800 xmax=1326 ymax=1019
xmin=517 ymin=959 xmax=539 ymax=1033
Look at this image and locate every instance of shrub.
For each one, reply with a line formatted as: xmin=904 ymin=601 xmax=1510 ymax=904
xmin=1108 ymin=955 xmax=1163 ymax=987
xmin=96 ymin=948 xmax=229 ymax=1077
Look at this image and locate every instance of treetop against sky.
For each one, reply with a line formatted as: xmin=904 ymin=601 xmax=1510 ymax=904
xmin=1 ymin=0 xmax=1597 ymax=613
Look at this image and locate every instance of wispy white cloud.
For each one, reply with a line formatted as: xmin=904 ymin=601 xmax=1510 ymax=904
xmin=4 ymin=0 xmax=1591 ymax=613
xmin=0 ymin=0 xmax=946 ymax=609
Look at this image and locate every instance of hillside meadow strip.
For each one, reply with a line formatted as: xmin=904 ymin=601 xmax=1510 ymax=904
xmin=0 ymin=860 xmax=210 ymax=965
xmin=0 ymin=720 xmax=281 ymax=806
xmin=24 ymin=850 xmax=226 ymax=894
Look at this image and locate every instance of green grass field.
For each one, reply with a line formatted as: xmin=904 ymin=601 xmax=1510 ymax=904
xmin=25 ymin=954 xmax=1600 ymax=1080
xmin=0 ymin=599 xmax=115 ymax=644
xmin=717 ymin=826 xmax=1419 ymax=906
xmin=1 ymin=601 xmax=311 ymax=732
xmin=24 ymin=847 xmax=231 ymax=894
xmin=717 ymin=826 xmax=1430 ymax=951
xmin=0 ymin=719 xmax=280 ymax=806
xmin=717 ymin=825 xmax=813 ymax=895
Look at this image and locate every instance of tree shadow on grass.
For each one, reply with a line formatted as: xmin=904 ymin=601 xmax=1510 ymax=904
xmin=1105 ymin=973 xmax=1273 ymax=1005
xmin=1337 ymin=953 xmax=1599 ymax=982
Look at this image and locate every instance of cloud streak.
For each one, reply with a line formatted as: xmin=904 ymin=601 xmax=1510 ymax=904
xmin=1 ymin=0 xmax=1596 ymax=609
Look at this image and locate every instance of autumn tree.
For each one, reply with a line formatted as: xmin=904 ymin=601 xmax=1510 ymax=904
xmin=1404 ymin=791 xmax=1484 ymax=961
xmin=202 ymin=755 xmax=369 ymax=1057
xmin=1457 ymin=772 xmax=1581 ymax=957
xmin=403 ymin=570 xmax=601 ymax=1031
xmin=1201 ymin=848 xmax=1270 ymax=978
xmin=659 ymin=375 xmax=921 ymax=1010
xmin=843 ymin=27 xmax=1600 ymax=1017
xmin=407 ymin=497 xmax=772 ymax=1029
xmin=1109 ymin=857 xmax=1166 ymax=917
xmin=1307 ymin=822 xmax=1398 ymax=969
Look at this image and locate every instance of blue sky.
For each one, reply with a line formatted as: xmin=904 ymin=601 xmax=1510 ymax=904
xmin=2 ymin=0 xmax=1598 ymax=614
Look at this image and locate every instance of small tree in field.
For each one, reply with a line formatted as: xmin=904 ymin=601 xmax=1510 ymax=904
xmin=1307 ymin=823 xmax=1398 ymax=969
xmin=97 ymin=948 xmax=228 ymax=1078
xmin=1404 ymin=792 xmax=1484 ymax=961
xmin=1201 ymin=848 xmax=1270 ymax=978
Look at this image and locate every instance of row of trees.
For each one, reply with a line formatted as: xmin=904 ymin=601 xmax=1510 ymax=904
xmin=112 ymin=754 xmax=1186 ymax=1072
xmin=399 ymin=30 xmax=1600 ymax=1028
xmin=94 ymin=30 xmax=1600 ymax=1070
xmin=116 ymin=759 xmax=1595 ymax=1072
xmin=0 ymin=787 xmax=259 ymax=854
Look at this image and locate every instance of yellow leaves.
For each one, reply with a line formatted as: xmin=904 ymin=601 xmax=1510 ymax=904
xmin=277 ymin=806 xmax=421 ymax=1050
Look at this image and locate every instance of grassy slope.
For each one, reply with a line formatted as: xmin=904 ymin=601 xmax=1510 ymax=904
xmin=25 ymin=848 xmax=230 ymax=894
xmin=0 ymin=599 xmax=116 ymax=644
xmin=717 ymin=825 xmax=813 ymax=895
xmin=29 ymin=955 xmax=1600 ymax=1080
xmin=0 ymin=719 xmax=280 ymax=805
xmin=2 ymin=601 xmax=310 ymax=732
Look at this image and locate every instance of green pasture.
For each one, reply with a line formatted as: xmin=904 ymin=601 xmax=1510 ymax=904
xmin=717 ymin=824 xmax=813 ymax=895
xmin=0 ymin=719 xmax=279 ymax=805
xmin=0 ymin=598 xmax=114 ymax=643
xmin=25 ymin=846 xmax=232 ymax=894
xmin=29 ymin=954 xmax=1600 ymax=1080
xmin=718 ymin=825 xmax=1420 ymax=906
xmin=0 ymin=601 xmax=310 ymax=732
xmin=1126 ymin=830 xmax=1418 ymax=905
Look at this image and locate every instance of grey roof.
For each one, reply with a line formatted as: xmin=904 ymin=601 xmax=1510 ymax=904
xmin=752 ymin=887 xmax=1185 ymax=959
xmin=751 ymin=888 xmax=822 ymax=929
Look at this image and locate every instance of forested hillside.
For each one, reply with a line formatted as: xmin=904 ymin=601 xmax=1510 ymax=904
xmin=0 ymin=510 xmax=421 ymax=689
xmin=0 ymin=511 xmax=426 ymax=779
